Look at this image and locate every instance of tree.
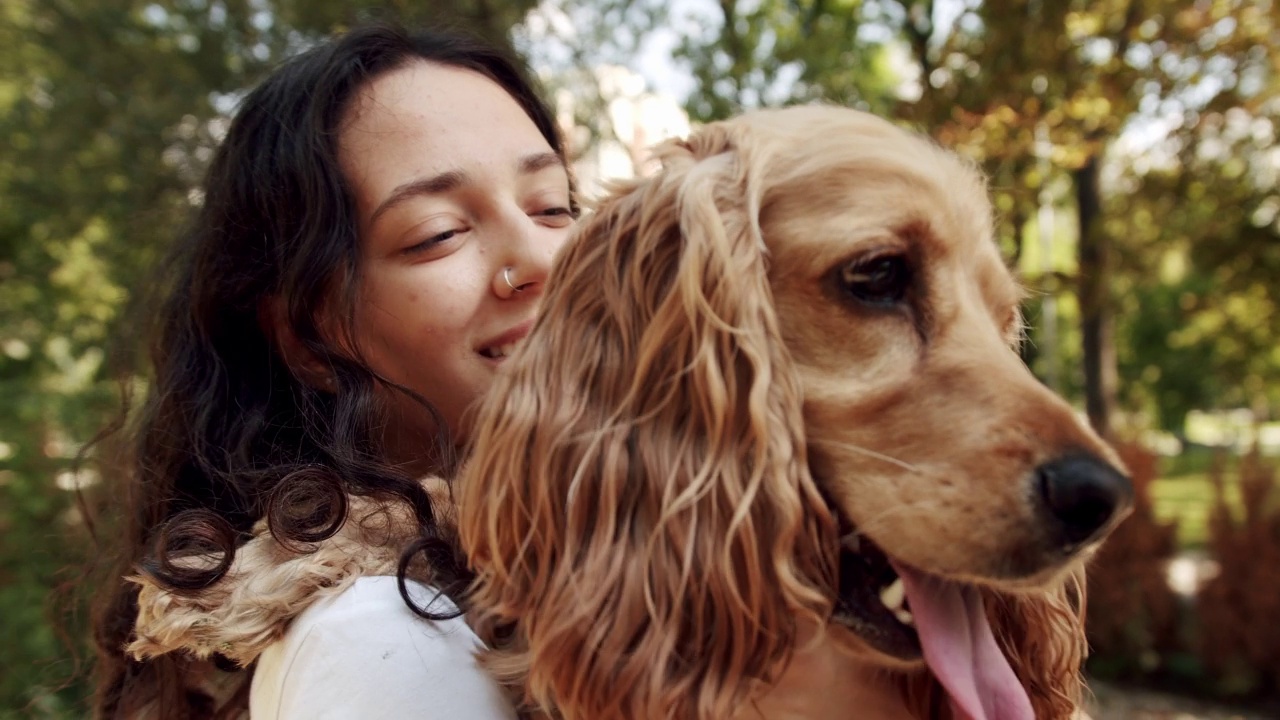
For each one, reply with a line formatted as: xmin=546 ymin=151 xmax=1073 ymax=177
xmin=679 ymin=0 xmax=901 ymax=123
xmin=1114 ymin=99 xmax=1280 ymax=429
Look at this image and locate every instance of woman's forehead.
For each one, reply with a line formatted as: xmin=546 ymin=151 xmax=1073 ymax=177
xmin=337 ymin=61 xmax=556 ymax=209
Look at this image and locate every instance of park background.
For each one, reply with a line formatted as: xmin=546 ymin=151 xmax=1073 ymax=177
xmin=1 ymin=0 xmax=1278 ymax=717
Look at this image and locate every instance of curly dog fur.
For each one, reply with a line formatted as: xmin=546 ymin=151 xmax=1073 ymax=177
xmin=460 ymin=106 xmax=1130 ymax=720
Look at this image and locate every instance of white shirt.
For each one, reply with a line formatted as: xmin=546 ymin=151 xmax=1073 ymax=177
xmin=250 ymin=576 xmax=517 ymax=719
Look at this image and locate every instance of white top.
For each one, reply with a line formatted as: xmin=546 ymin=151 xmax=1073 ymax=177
xmin=250 ymin=576 xmax=517 ymax=719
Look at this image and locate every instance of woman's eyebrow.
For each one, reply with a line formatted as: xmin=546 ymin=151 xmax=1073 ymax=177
xmin=370 ymin=152 xmax=565 ymax=226
xmin=519 ymin=151 xmax=565 ymax=176
xmin=371 ymin=169 xmax=468 ymax=225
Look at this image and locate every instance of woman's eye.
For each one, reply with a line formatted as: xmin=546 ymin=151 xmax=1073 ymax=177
xmin=535 ymin=206 xmax=575 ymax=223
xmin=402 ymin=228 xmax=461 ymax=256
xmin=839 ymin=255 xmax=911 ymax=305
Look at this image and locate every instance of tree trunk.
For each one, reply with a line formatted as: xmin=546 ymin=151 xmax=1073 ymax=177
xmin=1074 ymin=153 xmax=1116 ymax=437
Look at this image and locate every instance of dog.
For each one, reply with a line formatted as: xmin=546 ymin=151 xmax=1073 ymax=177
xmin=458 ymin=105 xmax=1133 ymax=720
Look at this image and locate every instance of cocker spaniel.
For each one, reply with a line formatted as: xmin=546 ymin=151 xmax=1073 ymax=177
xmin=458 ymin=106 xmax=1132 ymax=720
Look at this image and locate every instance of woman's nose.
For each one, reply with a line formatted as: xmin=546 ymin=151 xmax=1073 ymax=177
xmin=492 ymin=213 xmax=561 ymax=299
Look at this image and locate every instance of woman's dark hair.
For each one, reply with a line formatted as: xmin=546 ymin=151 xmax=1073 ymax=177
xmin=90 ymin=23 xmax=568 ymax=719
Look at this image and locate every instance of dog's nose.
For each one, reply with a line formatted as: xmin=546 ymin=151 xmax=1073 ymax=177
xmin=1036 ymin=454 xmax=1133 ymax=547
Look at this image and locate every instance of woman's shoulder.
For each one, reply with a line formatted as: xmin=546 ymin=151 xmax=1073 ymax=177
xmin=273 ymin=576 xmax=479 ymax=669
xmin=291 ymin=575 xmax=465 ymax=634
xmin=251 ymin=577 xmax=516 ymax=719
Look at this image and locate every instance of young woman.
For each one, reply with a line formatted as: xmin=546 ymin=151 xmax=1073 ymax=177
xmin=91 ymin=23 xmax=577 ymax=719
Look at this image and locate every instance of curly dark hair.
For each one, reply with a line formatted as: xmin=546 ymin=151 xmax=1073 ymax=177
xmin=90 ymin=22 xmax=569 ymax=719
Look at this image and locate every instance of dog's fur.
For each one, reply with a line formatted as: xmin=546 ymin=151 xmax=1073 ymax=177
xmin=459 ymin=106 xmax=1125 ymax=719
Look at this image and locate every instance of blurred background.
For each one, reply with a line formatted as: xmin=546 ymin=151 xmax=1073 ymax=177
xmin=1 ymin=0 xmax=1277 ymax=717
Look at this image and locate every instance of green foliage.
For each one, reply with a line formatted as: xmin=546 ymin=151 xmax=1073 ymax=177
xmin=0 ymin=1 xmax=229 ymax=713
xmin=1120 ymin=275 xmax=1224 ymax=431
xmin=1114 ymin=119 xmax=1280 ymax=424
xmin=680 ymin=0 xmax=901 ymax=123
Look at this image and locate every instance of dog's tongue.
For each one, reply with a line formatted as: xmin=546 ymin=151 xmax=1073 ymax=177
xmin=891 ymin=563 xmax=1034 ymax=720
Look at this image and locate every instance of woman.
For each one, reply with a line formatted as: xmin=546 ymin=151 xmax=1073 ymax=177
xmin=91 ymin=23 xmax=577 ymax=719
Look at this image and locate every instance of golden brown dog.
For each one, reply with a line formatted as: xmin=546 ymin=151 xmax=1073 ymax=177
xmin=459 ymin=106 xmax=1132 ymax=720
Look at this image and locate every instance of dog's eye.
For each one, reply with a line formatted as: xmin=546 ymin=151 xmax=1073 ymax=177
xmin=839 ymin=255 xmax=911 ymax=305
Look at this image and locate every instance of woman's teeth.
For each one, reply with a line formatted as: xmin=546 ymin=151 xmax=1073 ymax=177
xmin=879 ymin=578 xmax=914 ymax=626
xmin=482 ymin=342 xmax=518 ymax=359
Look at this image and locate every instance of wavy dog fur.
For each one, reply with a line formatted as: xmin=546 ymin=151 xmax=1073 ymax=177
xmin=463 ymin=117 xmax=839 ymax=718
xmin=461 ymin=106 xmax=1114 ymax=719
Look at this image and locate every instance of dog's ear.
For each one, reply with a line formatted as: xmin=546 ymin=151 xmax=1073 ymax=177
xmin=460 ymin=121 xmax=838 ymax=719
xmin=985 ymin=570 xmax=1088 ymax=720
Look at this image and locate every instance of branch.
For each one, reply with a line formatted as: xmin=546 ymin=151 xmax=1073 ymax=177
xmin=1112 ymin=0 xmax=1142 ymax=64
xmin=891 ymin=0 xmax=935 ymax=82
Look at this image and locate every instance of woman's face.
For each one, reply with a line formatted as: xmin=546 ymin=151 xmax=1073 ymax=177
xmin=338 ymin=61 xmax=574 ymax=459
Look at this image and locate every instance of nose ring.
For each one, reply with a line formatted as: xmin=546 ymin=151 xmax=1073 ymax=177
xmin=503 ymin=266 xmax=521 ymax=293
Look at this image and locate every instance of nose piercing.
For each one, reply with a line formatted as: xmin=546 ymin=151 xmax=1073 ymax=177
xmin=503 ymin=267 xmax=521 ymax=293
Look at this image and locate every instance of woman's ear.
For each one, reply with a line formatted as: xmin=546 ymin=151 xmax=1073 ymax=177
xmin=460 ymin=124 xmax=838 ymax=720
xmin=258 ymin=296 xmax=335 ymax=392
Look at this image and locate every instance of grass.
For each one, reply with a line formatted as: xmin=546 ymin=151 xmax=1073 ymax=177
xmin=1150 ymin=472 xmax=1229 ymax=549
xmin=1148 ymin=448 xmax=1254 ymax=550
